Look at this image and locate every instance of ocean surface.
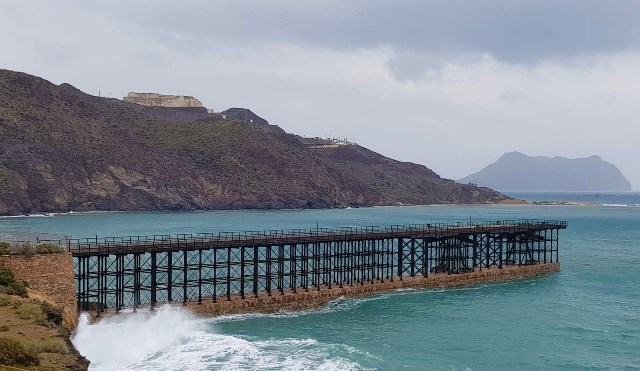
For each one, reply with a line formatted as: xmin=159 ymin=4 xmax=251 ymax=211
xmin=503 ymin=191 xmax=640 ymax=206
xmin=1 ymin=203 xmax=639 ymax=370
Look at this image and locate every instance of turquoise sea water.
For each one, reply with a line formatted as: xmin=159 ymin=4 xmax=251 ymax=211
xmin=1 ymin=204 xmax=639 ymax=370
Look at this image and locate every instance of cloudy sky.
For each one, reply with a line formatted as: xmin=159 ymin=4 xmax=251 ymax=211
xmin=1 ymin=0 xmax=639 ymax=189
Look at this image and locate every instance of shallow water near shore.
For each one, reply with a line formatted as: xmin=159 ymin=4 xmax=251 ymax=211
xmin=2 ymin=204 xmax=640 ymax=370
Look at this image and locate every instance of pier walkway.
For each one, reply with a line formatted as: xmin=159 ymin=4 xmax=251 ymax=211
xmin=64 ymin=219 xmax=567 ymax=313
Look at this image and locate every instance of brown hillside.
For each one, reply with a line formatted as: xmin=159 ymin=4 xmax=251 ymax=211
xmin=310 ymin=143 xmax=505 ymax=205
xmin=0 ymin=70 xmax=506 ymax=215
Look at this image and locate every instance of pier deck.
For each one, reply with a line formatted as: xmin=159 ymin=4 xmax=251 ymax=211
xmin=61 ymin=219 xmax=567 ymax=313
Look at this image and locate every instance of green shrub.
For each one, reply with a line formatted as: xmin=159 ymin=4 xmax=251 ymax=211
xmin=0 ymin=268 xmax=14 ymax=286
xmin=14 ymin=303 xmax=43 ymax=322
xmin=24 ymin=338 xmax=68 ymax=354
xmin=7 ymin=281 xmax=28 ymax=298
xmin=0 ymin=295 xmax=10 ymax=306
xmin=0 ymin=242 xmax=9 ymax=255
xmin=0 ymin=337 xmax=40 ymax=366
xmin=17 ymin=243 xmax=34 ymax=256
xmin=35 ymin=243 xmax=64 ymax=254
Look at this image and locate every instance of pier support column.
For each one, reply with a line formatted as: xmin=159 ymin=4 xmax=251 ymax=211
xmin=150 ymin=252 xmax=157 ymax=310
xmin=398 ymin=238 xmax=403 ymax=281
xmin=253 ymin=246 xmax=259 ymax=298
xmin=167 ymin=252 xmax=173 ymax=303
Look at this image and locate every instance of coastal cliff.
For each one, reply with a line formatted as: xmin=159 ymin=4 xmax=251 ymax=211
xmin=0 ymin=70 xmax=507 ymax=215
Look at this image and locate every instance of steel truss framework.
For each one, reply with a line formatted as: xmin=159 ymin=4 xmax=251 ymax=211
xmin=69 ymin=219 xmax=567 ymax=313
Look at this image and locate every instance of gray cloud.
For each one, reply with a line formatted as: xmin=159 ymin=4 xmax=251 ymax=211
xmin=78 ymin=0 xmax=640 ymax=79
xmin=2 ymin=0 xmax=640 ymax=188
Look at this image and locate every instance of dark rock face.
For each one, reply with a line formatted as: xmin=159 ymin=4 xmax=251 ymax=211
xmin=0 ymin=69 xmax=508 ymax=215
xmin=460 ymin=151 xmax=632 ymax=192
xmin=221 ymin=108 xmax=269 ymax=126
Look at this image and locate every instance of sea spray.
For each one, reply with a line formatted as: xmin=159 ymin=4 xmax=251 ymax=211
xmin=72 ymin=305 xmax=202 ymax=370
xmin=71 ymin=291 xmax=418 ymax=369
xmin=72 ymin=303 xmax=371 ymax=370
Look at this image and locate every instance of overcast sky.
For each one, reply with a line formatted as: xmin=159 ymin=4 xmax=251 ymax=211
xmin=2 ymin=0 xmax=639 ymax=189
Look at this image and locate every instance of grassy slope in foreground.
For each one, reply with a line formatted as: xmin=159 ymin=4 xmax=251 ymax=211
xmin=0 ymin=261 xmax=87 ymax=370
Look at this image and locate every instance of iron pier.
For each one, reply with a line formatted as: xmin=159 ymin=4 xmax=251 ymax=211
xmin=65 ymin=219 xmax=567 ymax=313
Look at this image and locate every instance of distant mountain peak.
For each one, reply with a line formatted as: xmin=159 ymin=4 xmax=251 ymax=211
xmin=503 ymin=151 xmax=525 ymax=156
xmin=499 ymin=151 xmax=527 ymax=160
xmin=461 ymin=153 xmax=631 ymax=192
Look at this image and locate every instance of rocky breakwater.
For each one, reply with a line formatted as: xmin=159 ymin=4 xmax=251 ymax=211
xmin=188 ymin=263 xmax=560 ymax=316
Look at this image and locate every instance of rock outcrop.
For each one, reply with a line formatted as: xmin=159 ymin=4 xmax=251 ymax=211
xmin=221 ymin=108 xmax=269 ymax=125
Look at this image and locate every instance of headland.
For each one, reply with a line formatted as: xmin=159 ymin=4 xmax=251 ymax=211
xmin=0 ymin=69 xmax=506 ymax=216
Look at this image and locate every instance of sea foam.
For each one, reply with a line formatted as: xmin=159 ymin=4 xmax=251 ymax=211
xmin=72 ymin=305 xmax=369 ymax=371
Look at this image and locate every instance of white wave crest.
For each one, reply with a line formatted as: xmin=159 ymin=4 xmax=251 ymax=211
xmin=125 ymin=333 xmax=369 ymax=371
xmin=72 ymin=305 xmax=203 ymax=370
xmin=72 ymin=305 xmax=372 ymax=371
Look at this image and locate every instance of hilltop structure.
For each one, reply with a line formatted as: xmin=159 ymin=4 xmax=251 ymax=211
xmin=123 ymin=92 xmax=205 ymax=108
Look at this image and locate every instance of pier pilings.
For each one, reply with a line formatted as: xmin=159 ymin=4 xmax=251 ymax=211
xmin=65 ymin=219 xmax=567 ymax=314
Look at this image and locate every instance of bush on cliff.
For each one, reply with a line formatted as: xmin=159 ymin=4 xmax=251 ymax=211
xmin=0 ymin=242 xmax=9 ymax=255
xmin=24 ymin=338 xmax=68 ymax=354
xmin=0 ymin=337 xmax=40 ymax=366
xmin=0 ymin=268 xmax=14 ymax=286
xmin=35 ymin=243 xmax=64 ymax=254
xmin=0 ymin=268 xmax=28 ymax=298
xmin=17 ymin=243 xmax=34 ymax=256
xmin=0 ymin=242 xmax=64 ymax=255
xmin=7 ymin=282 xmax=28 ymax=298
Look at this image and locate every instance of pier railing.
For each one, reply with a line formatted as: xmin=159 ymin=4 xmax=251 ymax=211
xmin=61 ymin=219 xmax=568 ymax=312
xmin=50 ymin=219 xmax=568 ymax=255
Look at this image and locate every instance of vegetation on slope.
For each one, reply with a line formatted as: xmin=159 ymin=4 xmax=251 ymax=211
xmin=0 ymin=69 xmax=507 ymax=215
xmin=0 ymin=266 xmax=88 ymax=370
xmin=310 ymin=142 xmax=505 ymax=204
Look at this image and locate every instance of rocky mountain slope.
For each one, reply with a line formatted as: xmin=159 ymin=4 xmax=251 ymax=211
xmin=0 ymin=70 xmax=507 ymax=215
xmin=306 ymin=139 xmax=498 ymax=204
xmin=460 ymin=151 xmax=632 ymax=191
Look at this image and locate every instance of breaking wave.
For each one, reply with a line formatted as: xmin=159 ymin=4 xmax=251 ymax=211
xmin=72 ymin=304 xmax=372 ymax=370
